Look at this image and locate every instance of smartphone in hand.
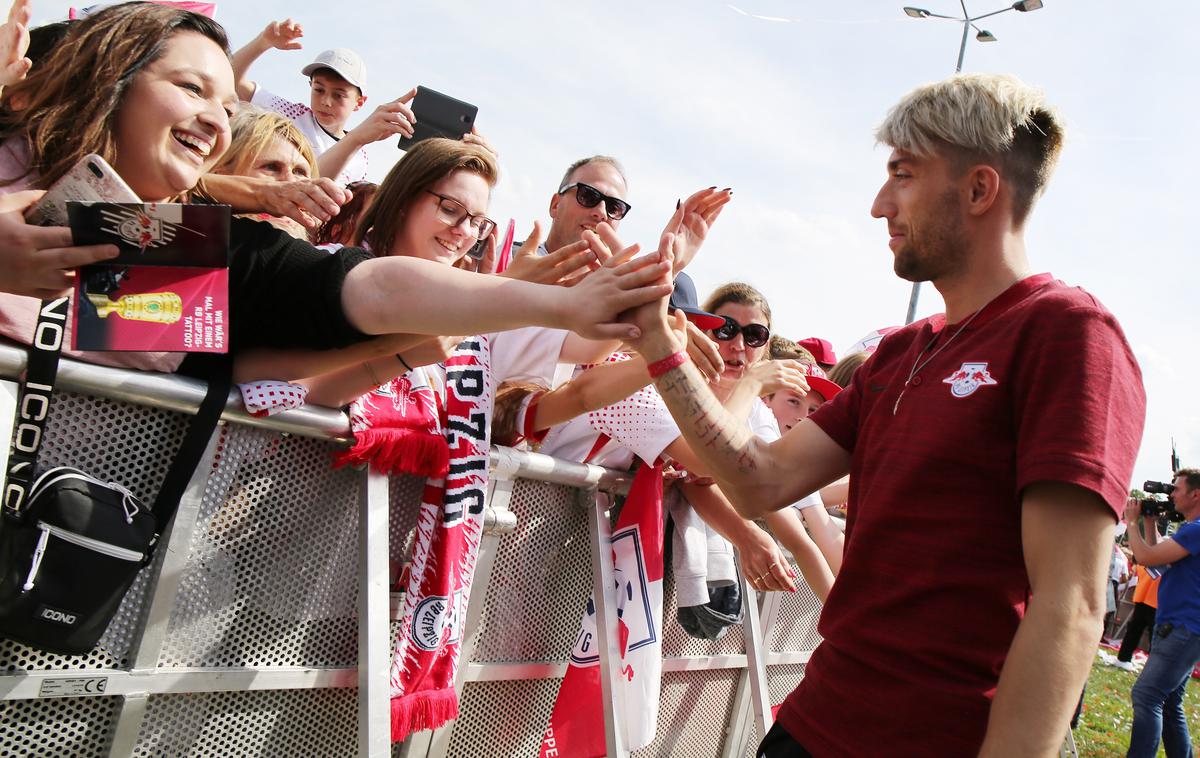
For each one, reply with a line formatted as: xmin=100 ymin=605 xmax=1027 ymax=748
xmin=24 ymin=154 xmax=139 ymax=226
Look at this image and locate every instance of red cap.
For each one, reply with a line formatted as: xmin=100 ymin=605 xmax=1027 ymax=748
xmin=799 ymin=362 xmax=841 ymax=402
xmin=798 ymin=337 xmax=837 ymax=365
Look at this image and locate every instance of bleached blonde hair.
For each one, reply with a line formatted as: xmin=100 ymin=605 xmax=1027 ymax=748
xmin=875 ymin=73 xmax=1065 ymax=224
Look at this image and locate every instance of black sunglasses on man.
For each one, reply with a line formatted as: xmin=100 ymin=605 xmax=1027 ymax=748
xmin=557 ymin=182 xmax=632 ymax=221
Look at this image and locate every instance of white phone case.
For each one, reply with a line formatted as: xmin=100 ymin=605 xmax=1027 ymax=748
xmin=24 ymin=153 xmax=139 ymax=227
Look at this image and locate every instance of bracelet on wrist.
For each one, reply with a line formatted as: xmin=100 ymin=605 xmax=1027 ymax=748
xmin=647 ymin=351 xmax=689 ymax=379
xmin=396 ymin=353 xmax=414 ymax=372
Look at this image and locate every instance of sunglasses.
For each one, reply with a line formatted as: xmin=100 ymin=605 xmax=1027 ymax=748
xmin=425 ymin=191 xmax=497 ymax=240
xmin=711 ymin=317 xmax=770 ymax=348
xmin=558 ymin=182 xmax=632 ymax=221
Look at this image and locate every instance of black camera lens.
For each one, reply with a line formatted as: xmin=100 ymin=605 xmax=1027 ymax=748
xmin=1143 ymin=480 xmax=1176 ymax=495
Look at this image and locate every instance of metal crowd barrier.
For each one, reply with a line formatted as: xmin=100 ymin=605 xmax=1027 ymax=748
xmin=0 ymin=343 xmax=825 ymax=757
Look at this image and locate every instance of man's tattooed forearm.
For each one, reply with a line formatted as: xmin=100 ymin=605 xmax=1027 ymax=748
xmin=658 ymin=364 xmax=757 ymax=474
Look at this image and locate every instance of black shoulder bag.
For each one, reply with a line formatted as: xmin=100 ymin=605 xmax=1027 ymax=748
xmin=0 ymin=296 xmax=230 ymax=654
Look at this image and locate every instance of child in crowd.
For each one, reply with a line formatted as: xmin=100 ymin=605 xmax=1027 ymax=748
xmin=748 ymin=335 xmax=846 ymax=598
xmin=231 ymin=18 xmax=417 ymax=185
xmin=827 ymin=349 xmax=869 ymax=389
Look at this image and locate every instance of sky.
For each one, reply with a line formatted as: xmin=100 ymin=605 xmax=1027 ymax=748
xmin=33 ymin=0 xmax=1199 ymax=488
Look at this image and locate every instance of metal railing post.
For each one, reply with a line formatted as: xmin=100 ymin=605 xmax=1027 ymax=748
xmin=358 ymin=469 xmax=392 ymax=758
xmin=583 ymin=486 xmax=627 ymax=758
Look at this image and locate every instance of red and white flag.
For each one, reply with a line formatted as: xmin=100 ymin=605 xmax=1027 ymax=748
xmin=540 ymin=462 xmax=665 ymax=758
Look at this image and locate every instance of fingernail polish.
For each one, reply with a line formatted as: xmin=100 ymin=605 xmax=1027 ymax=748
xmin=722 ymin=187 xmax=731 ymax=193
xmin=676 ymin=199 xmax=681 ymax=209
xmin=708 ymin=185 xmax=717 ymax=190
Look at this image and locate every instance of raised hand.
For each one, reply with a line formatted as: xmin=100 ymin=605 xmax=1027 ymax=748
xmin=566 ymin=242 xmax=672 ymax=341
xmin=0 ymin=0 xmax=32 ymax=89
xmin=501 ymin=221 xmax=597 ymax=285
xmin=662 ymin=187 xmax=733 ymax=274
xmin=682 ymin=315 xmax=724 ymax=381
xmin=744 ymin=358 xmax=811 ymax=398
xmin=349 ymin=88 xmax=417 ymax=145
xmin=618 ymin=231 xmax=679 ymax=351
xmin=258 ymin=18 xmax=304 ymax=51
xmin=462 ymin=126 xmax=498 ymax=159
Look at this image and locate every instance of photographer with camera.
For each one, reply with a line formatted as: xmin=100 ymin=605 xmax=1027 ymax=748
xmin=1123 ymin=469 xmax=1200 ymax=758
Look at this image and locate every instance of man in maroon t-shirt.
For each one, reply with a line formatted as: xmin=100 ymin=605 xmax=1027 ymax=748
xmin=626 ymin=73 xmax=1146 ymax=756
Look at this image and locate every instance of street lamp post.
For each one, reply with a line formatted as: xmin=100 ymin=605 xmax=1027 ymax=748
xmin=899 ymin=0 xmax=1044 ymax=325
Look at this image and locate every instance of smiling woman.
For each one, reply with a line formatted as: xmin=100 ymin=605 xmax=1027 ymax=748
xmin=0 ymin=3 xmax=232 ymax=196
xmin=0 ymin=2 xmax=673 ymax=379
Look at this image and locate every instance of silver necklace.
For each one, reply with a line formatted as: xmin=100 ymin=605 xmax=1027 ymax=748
xmin=892 ymin=304 xmax=987 ymax=415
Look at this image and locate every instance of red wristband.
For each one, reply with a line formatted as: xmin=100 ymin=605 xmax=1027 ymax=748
xmin=647 ymin=351 xmax=689 ymax=378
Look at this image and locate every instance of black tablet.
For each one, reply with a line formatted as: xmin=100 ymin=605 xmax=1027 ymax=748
xmin=397 ymin=86 xmax=478 ymax=150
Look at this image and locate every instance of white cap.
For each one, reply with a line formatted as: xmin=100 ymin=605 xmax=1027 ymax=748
xmin=301 ymin=48 xmax=367 ymax=91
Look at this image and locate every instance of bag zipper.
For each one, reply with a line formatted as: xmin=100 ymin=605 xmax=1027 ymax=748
xmin=40 ymin=522 xmax=143 ymax=560
xmin=22 ymin=523 xmax=144 ymax=593
xmin=21 ymin=528 xmax=50 ymax=592
xmin=30 ymin=468 xmax=143 ymax=524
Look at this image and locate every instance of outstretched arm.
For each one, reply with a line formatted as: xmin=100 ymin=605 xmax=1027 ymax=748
xmin=231 ymin=18 xmax=303 ymax=102
xmin=341 ymin=245 xmax=672 ymax=343
xmin=197 ymin=174 xmax=349 ymax=231
xmin=624 ymin=254 xmax=849 ymax=515
xmin=978 ymin=482 xmax=1114 ymax=757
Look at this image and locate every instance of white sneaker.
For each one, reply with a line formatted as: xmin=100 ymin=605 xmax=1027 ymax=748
xmin=1114 ymin=660 xmax=1135 ymax=672
xmin=1098 ymin=651 xmax=1116 ymax=665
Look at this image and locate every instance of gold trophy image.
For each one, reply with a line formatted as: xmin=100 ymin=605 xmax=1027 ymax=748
xmin=85 ymin=291 xmax=183 ymax=324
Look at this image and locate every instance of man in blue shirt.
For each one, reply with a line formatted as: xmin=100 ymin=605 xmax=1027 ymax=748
xmin=1124 ymin=468 xmax=1200 ymax=758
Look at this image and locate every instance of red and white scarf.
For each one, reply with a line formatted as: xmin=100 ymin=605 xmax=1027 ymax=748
xmin=388 ymin=337 xmax=494 ymax=741
xmin=541 ymin=461 xmax=666 ymax=757
xmin=334 ymin=366 xmax=449 ymax=479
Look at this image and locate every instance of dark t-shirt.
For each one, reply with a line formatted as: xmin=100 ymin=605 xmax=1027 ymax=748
xmin=776 ymin=273 xmax=1146 ymax=756
xmin=179 ymin=217 xmax=373 ymax=375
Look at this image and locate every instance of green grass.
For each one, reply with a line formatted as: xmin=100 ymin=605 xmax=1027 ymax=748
xmin=1073 ymin=651 xmax=1200 ymax=756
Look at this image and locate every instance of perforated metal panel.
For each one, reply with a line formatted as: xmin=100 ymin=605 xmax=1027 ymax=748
xmin=158 ymin=425 xmax=364 ymax=668
xmin=472 ymin=479 xmax=592 ymax=663
xmin=129 ymin=688 xmax=357 ymax=756
xmin=635 ymin=668 xmax=740 ymax=757
xmin=1 ymin=390 xmax=189 ymax=673
xmin=737 ymin=663 xmax=810 ymax=758
xmin=767 ymin=561 xmax=824 ymax=655
xmin=0 ymin=696 xmax=119 ymax=757
xmin=439 ymin=678 xmax=563 ymax=758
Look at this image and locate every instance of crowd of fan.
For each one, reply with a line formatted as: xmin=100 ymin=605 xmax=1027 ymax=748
xmin=0 ymin=2 xmax=872 ymax=600
xmin=2 ymin=5 xmax=1191 ymax=757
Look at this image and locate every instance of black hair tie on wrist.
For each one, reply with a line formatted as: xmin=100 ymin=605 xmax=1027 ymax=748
xmin=396 ymin=353 xmax=414 ymax=372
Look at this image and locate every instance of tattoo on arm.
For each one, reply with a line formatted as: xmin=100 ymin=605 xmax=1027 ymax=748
xmin=658 ymin=363 xmax=758 ymax=476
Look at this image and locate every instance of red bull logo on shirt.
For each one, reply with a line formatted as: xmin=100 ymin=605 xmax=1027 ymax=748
xmin=943 ymin=362 xmax=998 ymax=398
